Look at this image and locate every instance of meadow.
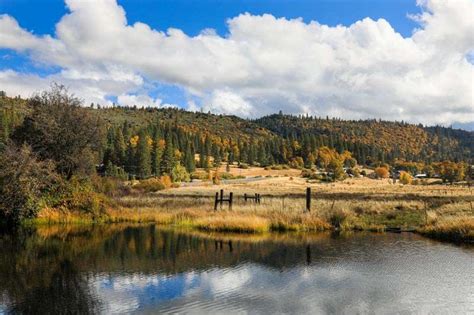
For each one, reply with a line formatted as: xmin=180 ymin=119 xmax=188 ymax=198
xmin=37 ymin=169 xmax=474 ymax=243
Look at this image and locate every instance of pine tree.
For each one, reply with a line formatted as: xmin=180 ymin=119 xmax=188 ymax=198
xmin=257 ymin=143 xmax=268 ymax=166
xmin=125 ymin=144 xmax=135 ymax=176
xmin=136 ymin=131 xmax=151 ymax=178
xmin=161 ymin=134 xmax=175 ymax=175
xmin=113 ymin=127 xmax=126 ymax=166
xmin=184 ymin=141 xmax=195 ymax=172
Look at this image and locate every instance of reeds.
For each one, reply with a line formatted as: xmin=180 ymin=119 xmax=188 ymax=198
xmin=418 ymin=216 xmax=474 ymax=242
xmin=34 ymin=177 xmax=473 ymax=242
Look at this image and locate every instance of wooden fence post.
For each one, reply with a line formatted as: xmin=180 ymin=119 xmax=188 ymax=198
xmin=214 ymin=192 xmax=219 ymax=211
xmin=220 ymin=189 xmax=224 ymax=209
xmin=306 ymin=187 xmax=311 ymax=212
xmin=244 ymin=193 xmax=247 ymax=202
xmin=229 ymin=192 xmax=233 ymax=210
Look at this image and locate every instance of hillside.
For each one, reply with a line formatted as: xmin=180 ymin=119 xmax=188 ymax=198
xmin=255 ymin=114 xmax=473 ymax=163
xmin=95 ymin=106 xmax=275 ymax=142
xmin=1 ymin=94 xmax=472 ymax=167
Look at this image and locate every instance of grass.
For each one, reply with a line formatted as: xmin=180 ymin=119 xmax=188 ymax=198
xmin=194 ymin=214 xmax=270 ymax=233
xmin=33 ymin=175 xmax=474 ymax=242
xmin=418 ymin=216 xmax=474 ymax=243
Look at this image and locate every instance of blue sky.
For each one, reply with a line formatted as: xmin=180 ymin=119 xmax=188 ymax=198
xmin=0 ymin=0 xmax=472 ymax=128
xmin=1 ymin=0 xmax=420 ymax=37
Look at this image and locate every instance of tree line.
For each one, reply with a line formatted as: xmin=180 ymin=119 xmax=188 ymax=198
xmin=0 ymin=86 xmax=472 ymax=226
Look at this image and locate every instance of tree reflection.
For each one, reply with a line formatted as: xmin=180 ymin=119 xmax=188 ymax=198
xmin=0 ymin=229 xmax=101 ymax=314
xmin=0 ymin=225 xmax=340 ymax=313
xmin=8 ymin=260 xmax=100 ymax=314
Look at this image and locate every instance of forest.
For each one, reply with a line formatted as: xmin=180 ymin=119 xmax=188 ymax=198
xmin=0 ymin=86 xmax=472 ymax=226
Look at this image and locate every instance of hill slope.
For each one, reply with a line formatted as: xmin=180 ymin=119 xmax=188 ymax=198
xmin=255 ymin=114 xmax=473 ymax=163
xmin=1 ymin=95 xmax=472 ymax=164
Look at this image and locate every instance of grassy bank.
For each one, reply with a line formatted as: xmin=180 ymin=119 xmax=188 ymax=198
xmin=30 ymin=176 xmax=474 ymax=243
xmin=418 ymin=217 xmax=474 ymax=243
xmin=33 ymin=196 xmax=473 ymax=243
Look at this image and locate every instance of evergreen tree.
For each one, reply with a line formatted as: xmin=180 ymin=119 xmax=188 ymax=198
xmin=125 ymin=144 xmax=135 ymax=176
xmin=136 ymin=131 xmax=151 ymax=178
xmin=113 ymin=127 xmax=126 ymax=166
xmin=184 ymin=141 xmax=195 ymax=172
xmin=161 ymin=134 xmax=175 ymax=175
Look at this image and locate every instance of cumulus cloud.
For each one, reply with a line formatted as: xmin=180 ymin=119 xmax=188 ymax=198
xmin=117 ymin=94 xmax=170 ymax=108
xmin=0 ymin=0 xmax=472 ymax=125
xmin=204 ymin=90 xmax=254 ymax=117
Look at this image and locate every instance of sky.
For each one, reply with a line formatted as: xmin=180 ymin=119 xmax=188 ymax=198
xmin=0 ymin=0 xmax=472 ymax=128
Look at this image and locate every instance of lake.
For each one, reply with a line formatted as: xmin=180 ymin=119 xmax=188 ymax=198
xmin=0 ymin=225 xmax=472 ymax=314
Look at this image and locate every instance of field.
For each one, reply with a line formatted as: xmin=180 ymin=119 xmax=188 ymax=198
xmin=37 ymin=168 xmax=474 ymax=243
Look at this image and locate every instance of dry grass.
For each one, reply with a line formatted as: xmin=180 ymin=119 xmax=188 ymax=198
xmin=194 ymin=214 xmax=270 ymax=233
xmin=35 ymin=174 xmax=474 ymax=241
xmin=170 ymin=175 xmax=473 ymax=198
xmin=418 ymin=216 xmax=474 ymax=243
xmin=215 ymin=164 xmax=301 ymax=178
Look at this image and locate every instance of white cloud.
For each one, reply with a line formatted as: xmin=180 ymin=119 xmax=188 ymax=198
xmin=117 ymin=94 xmax=163 ymax=108
xmin=0 ymin=0 xmax=472 ymax=125
xmin=204 ymin=90 xmax=254 ymax=117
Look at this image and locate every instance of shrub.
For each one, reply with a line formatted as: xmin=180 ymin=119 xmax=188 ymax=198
xmin=329 ymin=209 xmax=349 ymax=228
xmin=56 ymin=176 xmax=108 ymax=217
xmin=171 ymin=163 xmax=190 ymax=182
xmin=160 ymin=175 xmax=172 ymax=188
xmin=375 ymin=166 xmax=389 ymax=179
xmin=134 ymin=178 xmax=166 ymax=192
xmin=92 ymin=175 xmax=130 ymax=197
xmin=67 ymin=190 xmax=108 ymax=216
xmin=0 ymin=144 xmax=59 ymax=225
xmin=239 ymin=163 xmax=249 ymax=169
xmin=399 ymin=171 xmax=413 ymax=185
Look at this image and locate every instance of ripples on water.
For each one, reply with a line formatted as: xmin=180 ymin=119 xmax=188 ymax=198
xmin=0 ymin=225 xmax=472 ymax=314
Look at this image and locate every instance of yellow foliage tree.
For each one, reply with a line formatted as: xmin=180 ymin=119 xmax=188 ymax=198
xmin=399 ymin=171 xmax=413 ymax=185
xmin=374 ymin=166 xmax=389 ymax=179
xmin=129 ymin=135 xmax=139 ymax=147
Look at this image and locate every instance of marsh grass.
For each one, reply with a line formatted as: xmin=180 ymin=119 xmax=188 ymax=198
xmin=418 ymin=216 xmax=474 ymax=242
xmin=35 ymin=177 xmax=473 ymax=241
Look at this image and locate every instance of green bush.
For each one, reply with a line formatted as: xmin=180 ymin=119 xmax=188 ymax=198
xmin=134 ymin=178 xmax=166 ymax=192
xmin=171 ymin=163 xmax=190 ymax=182
xmin=59 ymin=177 xmax=108 ymax=216
xmin=92 ymin=175 xmax=131 ymax=197
xmin=0 ymin=145 xmax=58 ymax=225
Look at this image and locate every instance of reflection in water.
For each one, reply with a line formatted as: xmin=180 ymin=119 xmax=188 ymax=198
xmin=0 ymin=225 xmax=472 ymax=314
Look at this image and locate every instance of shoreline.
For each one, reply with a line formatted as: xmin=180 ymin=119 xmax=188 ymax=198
xmin=29 ymin=206 xmax=473 ymax=244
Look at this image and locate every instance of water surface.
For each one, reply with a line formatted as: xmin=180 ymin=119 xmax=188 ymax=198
xmin=0 ymin=225 xmax=472 ymax=314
